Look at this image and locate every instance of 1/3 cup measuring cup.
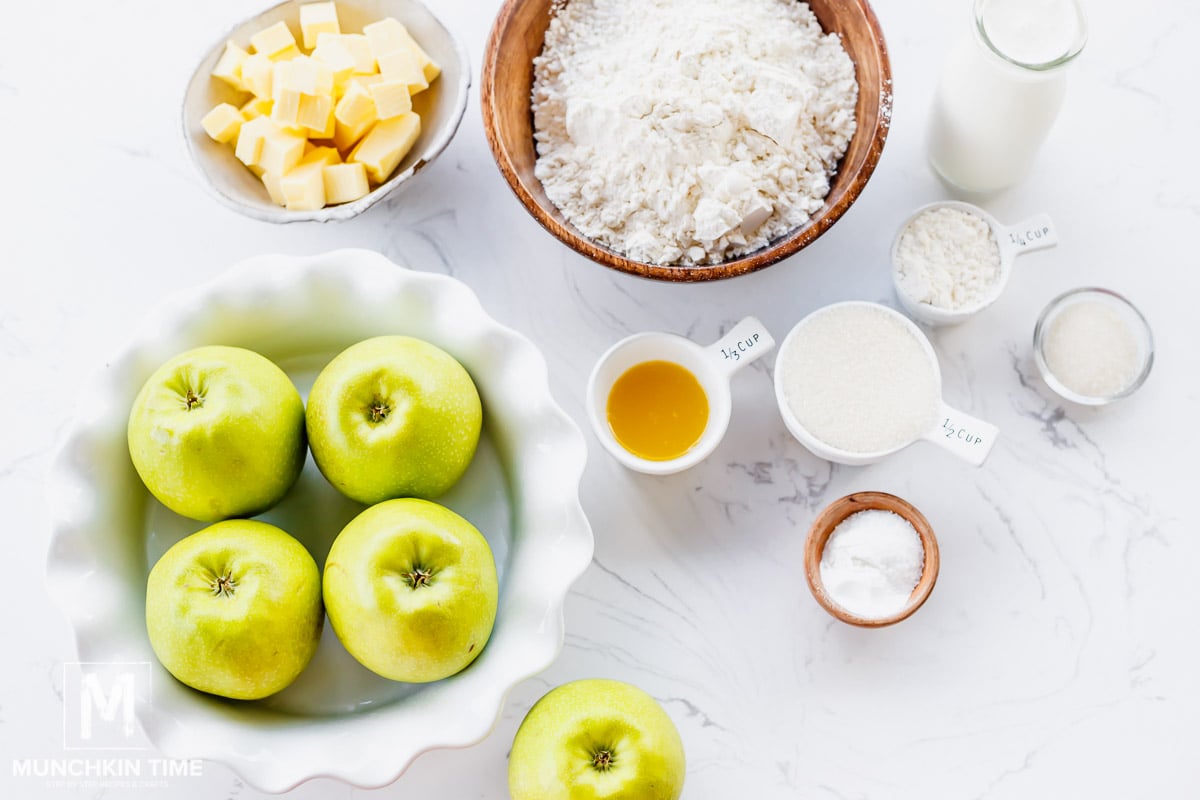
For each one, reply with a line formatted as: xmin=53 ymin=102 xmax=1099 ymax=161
xmin=773 ymin=301 xmax=999 ymax=467
xmin=892 ymin=200 xmax=1058 ymax=326
xmin=586 ymin=317 xmax=775 ymax=475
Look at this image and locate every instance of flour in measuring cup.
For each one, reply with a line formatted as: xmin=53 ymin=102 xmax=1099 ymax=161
xmin=531 ymin=0 xmax=858 ymax=266
xmin=894 ymin=206 xmax=1002 ymax=311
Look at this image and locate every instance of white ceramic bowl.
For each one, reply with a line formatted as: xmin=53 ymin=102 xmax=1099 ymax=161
xmin=183 ymin=0 xmax=470 ymax=223
xmin=45 ymin=250 xmax=593 ymax=792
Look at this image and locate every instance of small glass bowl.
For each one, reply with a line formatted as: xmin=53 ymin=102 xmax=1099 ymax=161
xmin=1033 ymin=287 xmax=1154 ymax=406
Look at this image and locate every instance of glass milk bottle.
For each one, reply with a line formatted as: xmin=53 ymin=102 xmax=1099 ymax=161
xmin=928 ymin=0 xmax=1087 ymax=193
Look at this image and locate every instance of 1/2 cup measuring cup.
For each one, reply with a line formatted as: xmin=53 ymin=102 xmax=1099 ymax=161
xmin=586 ymin=317 xmax=775 ymax=475
xmin=773 ymin=301 xmax=999 ymax=467
xmin=892 ymin=200 xmax=1058 ymax=326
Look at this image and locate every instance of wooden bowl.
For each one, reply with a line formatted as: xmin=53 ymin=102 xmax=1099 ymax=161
xmin=481 ymin=0 xmax=892 ymax=282
xmin=804 ymin=492 xmax=939 ymax=628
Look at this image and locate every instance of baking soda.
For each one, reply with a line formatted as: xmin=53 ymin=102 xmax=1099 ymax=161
xmin=820 ymin=509 xmax=925 ymax=619
xmin=1043 ymin=301 xmax=1140 ymax=397
xmin=780 ymin=304 xmax=939 ymax=454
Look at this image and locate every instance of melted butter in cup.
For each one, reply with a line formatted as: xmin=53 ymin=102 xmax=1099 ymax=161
xmin=606 ymin=360 xmax=709 ymax=461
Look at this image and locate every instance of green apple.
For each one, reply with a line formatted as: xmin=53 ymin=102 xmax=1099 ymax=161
xmin=323 ymin=498 xmax=498 ymax=682
xmin=127 ymin=345 xmax=306 ymax=522
xmin=509 ymin=679 xmax=686 ymax=800
xmin=305 ymin=336 xmax=482 ymax=505
xmin=145 ymin=519 xmax=323 ymax=701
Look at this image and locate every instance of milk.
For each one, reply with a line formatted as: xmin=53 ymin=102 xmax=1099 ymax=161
xmin=928 ymin=0 xmax=1086 ymax=193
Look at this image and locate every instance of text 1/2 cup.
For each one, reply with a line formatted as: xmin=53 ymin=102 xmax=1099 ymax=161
xmin=587 ymin=317 xmax=775 ymax=475
xmin=773 ymin=301 xmax=999 ymax=467
xmin=892 ymin=200 xmax=1058 ymax=326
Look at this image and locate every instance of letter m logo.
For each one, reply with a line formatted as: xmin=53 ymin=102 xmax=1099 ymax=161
xmin=62 ymin=662 xmax=152 ymax=750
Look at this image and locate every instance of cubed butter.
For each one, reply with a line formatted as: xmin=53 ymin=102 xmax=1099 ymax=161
xmin=299 ymin=1 xmax=340 ymax=49
xmin=297 ymin=94 xmax=334 ymax=134
xmin=240 ymin=96 xmax=273 ymax=120
xmin=280 ymin=160 xmax=326 ymax=210
xmin=272 ymin=86 xmax=303 ymax=126
xmin=234 ymin=116 xmax=274 ymax=166
xmin=241 ymin=53 xmax=274 ymax=99
xmin=250 ymin=21 xmax=298 ymax=59
xmin=333 ymin=82 xmax=377 ymax=149
xmin=369 ymin=80 xmax=412 ymax=120
xmin=211 ymin=41 xmax=250 ymax=92
xmin=269 ymin=44 xmax=303 ymax=63
xmin=376 ymin=49 xmax=427 ymax=95
xmin=312 ymin=39 xmax=356 ymax=90
xmin=318 ymin=32 xmax=376 ymax=74
xmin=350 ymin=112 xmax=420 ymax=184
xmin=261 ymin=171 xmax=287 ymax=206
xmin=280 ymin=56 xmax=334 ymax=96
xmin=302 ymin=145 xmax=342 ymax=166
xmin=363 ymin=18 xmax=440 ymax=83
xmin=323 ymin=162 xmax=370 ymax=204
xmin=201 ymin=103 xmax=245 ymax=143
xmin=259 ymin=125 xmax=308 ymax=176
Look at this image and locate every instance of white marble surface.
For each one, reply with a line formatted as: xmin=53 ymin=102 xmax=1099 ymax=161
xmin=3 ymin=0 xmax=1197 ymax=796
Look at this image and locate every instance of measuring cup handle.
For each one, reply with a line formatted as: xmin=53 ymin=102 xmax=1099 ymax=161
xmin=922 ymin=402 xmax=999 ymax=467
xmin=1001 ymin=213 xmax=1058 ymax=256
xmin=705 ymin=316 xmax=775 ymax=378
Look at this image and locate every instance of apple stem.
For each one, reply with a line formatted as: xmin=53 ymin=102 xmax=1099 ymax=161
xmin=592 ymin=749 xmax=614 ymax=772
xmin=211 ymin=569 xmax=237 ymax=598
xmin=184 ymin=389 xmax=203 ymax=411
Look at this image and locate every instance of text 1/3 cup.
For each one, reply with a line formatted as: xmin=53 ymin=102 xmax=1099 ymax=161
xmin=587 ymin=317 xmax=775 ymax=475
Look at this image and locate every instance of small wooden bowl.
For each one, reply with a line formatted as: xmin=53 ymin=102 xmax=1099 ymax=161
xmin=481 ymin=0 xmax=893 ymax=282
xmin=804 ymin=492 xmax=939 ymax=628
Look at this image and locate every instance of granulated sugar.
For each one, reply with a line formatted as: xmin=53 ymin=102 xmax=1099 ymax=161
xmin=1043 ymin=301 xmax=1140 ymax=397
xmin=532 ymin=0 xmax=858 ymax=266
xmin=780 ymin=304 xmax=939 ymax=454
xmin=895 ymin=206 xmax=1002 ymax=311
xmin=820 ymin=509 xmax=924 ymax=619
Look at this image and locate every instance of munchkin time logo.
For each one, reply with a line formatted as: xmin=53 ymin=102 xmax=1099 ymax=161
xmin=10 ymin=662 xmax=203 ymax=789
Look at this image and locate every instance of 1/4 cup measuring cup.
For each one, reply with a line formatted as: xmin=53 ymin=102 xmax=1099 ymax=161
xmin=586 ymin=317 xmax=775 ymax=475
xmin=773 ymin=301 xmax=999 ymax=467
xmin=892 ymin=200 xmax=1059 ymax=326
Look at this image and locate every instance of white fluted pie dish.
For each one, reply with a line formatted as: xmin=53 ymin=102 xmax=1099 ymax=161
xmin=45 ymin=249 xmax=593 ymax=792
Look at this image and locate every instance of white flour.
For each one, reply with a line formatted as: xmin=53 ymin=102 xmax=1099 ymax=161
xmin=894 ymin=207 xmax=1002 ymax=311
xmin=532 ymin=0 xmax=858 ymax=266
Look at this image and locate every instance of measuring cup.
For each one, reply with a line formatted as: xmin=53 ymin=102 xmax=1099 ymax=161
xmin=892 ymin=200 xmax=1058 ymax=326
xmin=586 ymin=317 xmax=775 ymax=475
xmin=773 ymin=301 xmax=999 ymax=467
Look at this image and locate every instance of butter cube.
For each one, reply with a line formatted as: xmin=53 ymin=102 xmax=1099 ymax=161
xmin=312 ymin=39 xmax=356 ymax=91
xmin=240 ymin=97 xmax=273 ymax=120
xmin=280 ymin=160 xmax=326 ymax=210
xmin=350 ymin=112 xmax=420 ymax=184
xmin=241 ymin=54 xmax=274 ymax=99
xmin=297 ymin=94 xmax=334 ymax=135
xmin=323 ymin=162 xmax=370 ymax=204
xmin=259 ymin=125 xmax=308 ymax=176
xmin=299 ymin=1 xmax=340 ymax=49
xmin=261 ymin=171 xmax=287 ymax=206
xmin=333 ymin=82 xmax=377 ymax=149
xmin=318 ymin=33 xmax=376 ymax=74
xmin=369 ymin=80 xmax=412 ymax=120
xmin=363 ymin=18 xmax=440 ymax=83
xmin=303 ymin=145 xmax=342 ymax=166
xmin=250 ymin=21 xmax=298 ymax=59
xmin=201 ymin=103 xmax=245 ymax=143
xmin=376 ymin=49 xmax=428 ymax=95
xmin=234 ymin=116 xmax=274 ymax=166
xmin=272 ymin=87 xmax=303 ymax=126
xmin=275 ymin=57 xmax=334 ymax=97
xmin=211 ymin=41 xmax=250 ymax=92
xmin=269 ymin=44 xmax=303 ymax=63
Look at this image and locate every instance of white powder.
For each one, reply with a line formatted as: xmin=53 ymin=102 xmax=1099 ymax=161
xmin=820 ymin=509 xmax=925 ymax=619
xmin=532 ymin=0 xmax=858 ymax=266
xmin=780 ymin=304 xmax=940 ymax=454
xmin=895 ymin=207 xmax=1002 ymax=311
xmin=1043 ymin=301 xmax=1140 ymax=397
